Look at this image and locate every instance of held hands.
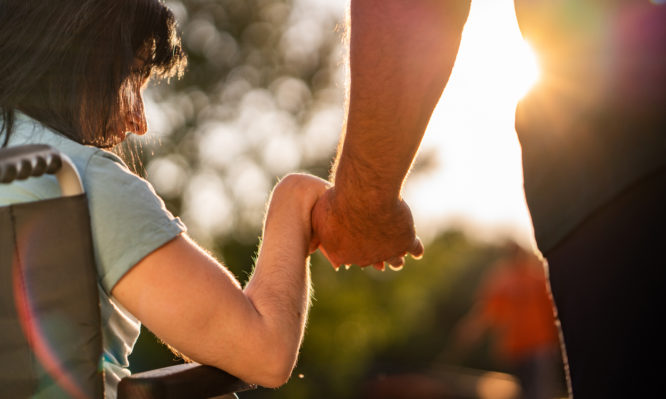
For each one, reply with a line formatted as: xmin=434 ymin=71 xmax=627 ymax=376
xmin=310 ymin=187 xmax=424 ymax=271
xmin=266 ymin=174 xmax=424 ymax=271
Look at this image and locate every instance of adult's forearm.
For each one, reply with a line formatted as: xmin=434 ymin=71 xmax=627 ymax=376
xmin=334 ymin=0 xmax=471 ymax=203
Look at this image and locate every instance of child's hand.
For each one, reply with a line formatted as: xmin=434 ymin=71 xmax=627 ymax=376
xmin=264 ymin=174 xmax=330 ymax=255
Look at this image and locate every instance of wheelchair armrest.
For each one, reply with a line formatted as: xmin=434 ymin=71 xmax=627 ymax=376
xmin=0 ymin=144 xmax=83 ymax=195
xmin=117 ymin=363 xmax=257 ymax=399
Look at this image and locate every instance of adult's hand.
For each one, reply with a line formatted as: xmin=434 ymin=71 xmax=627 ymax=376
xmin=311 ymin=187 xmax=424 ymax=270
xmin=308 ymin=0 xmax=469 ymax=271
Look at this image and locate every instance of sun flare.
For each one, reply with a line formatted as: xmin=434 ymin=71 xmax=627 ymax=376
xmin=506 ymin=40 xmax=541 ymax=102
xmin=451 ymin=0 xmax=542 ymax=106
xmin=405 ymin=0 xmax=541 ymax=245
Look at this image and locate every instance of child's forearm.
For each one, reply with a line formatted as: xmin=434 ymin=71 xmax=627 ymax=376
xmin=243 ymin=234 xmax=311 ymax=385
xmin=242 ymin=175 xmax=321 ymax=386
xmin=109 ymin=176 xmax=325 ymax=388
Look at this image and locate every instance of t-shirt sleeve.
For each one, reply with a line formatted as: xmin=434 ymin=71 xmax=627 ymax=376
xmin=83 ymin=150 xmax=186 ymax=295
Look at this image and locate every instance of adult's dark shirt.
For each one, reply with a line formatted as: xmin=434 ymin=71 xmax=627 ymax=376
xmin=513 ymin=0 xmax=666 ymax=252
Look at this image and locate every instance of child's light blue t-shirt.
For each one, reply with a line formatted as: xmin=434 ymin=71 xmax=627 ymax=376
xmin=0 ymin=113 xmax=186 ymax=398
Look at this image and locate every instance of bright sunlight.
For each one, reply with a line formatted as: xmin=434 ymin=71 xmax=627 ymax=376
xmin=402 ymin=0 xmax=541 ymax=247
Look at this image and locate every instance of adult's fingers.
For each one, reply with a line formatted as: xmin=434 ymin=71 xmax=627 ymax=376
xmin=318 ymin=246 xmax=342 ymax=270
xmin=372 ymin=261 xmax=385 ymax=271
xmin=409 ymin=236 xmax=425 ymax=259
xmin=386 ymin=256 xmax=405 ymax=269
xmin=388 ymin=263 xmax=404 ymax=271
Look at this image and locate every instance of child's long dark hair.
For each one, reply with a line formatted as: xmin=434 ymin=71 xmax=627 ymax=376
xmin=0 ymin=0 xmax=187 ymax=148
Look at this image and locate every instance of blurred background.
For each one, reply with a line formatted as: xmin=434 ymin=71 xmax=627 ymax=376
xmin=126 ymin=0 xmax=567 ymax=397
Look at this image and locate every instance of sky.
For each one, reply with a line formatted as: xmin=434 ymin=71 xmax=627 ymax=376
xmin=300 ymin=0 xmax=540 ymax=247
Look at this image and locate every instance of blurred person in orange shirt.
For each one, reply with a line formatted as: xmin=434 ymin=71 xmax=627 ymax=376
xmin=455 ymin=243 xmax=561 ymax=399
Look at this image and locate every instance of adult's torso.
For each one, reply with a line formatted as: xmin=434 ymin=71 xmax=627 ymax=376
xmin=513 ymin=0 xmax=666 ymax=252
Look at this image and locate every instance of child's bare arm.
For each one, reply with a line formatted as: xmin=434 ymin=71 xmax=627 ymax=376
xmin=111 ymin=174 xmax=328 ymax=388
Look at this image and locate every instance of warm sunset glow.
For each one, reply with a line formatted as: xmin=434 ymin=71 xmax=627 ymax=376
xmin=403 ymin=0 xmax=541 ymax=246
xmin=499 ymin=39 xmax=541 ymax=104
xmin=450 ymin=4 xmax=541 ymax=106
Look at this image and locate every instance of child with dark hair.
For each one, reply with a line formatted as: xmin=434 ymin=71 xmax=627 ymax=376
xmin=0 ymin=1 xmax=327 ymax=397
xmin=0 ymin=0 xmax=186 ymax=147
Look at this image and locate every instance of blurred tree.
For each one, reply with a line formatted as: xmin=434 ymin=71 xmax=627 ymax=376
xmin=134 ymin=0 xmax=346 ymax=245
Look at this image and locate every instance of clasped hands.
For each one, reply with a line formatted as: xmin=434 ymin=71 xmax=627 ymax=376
xmin=309 ymin=182 xmax=424 ymax=271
